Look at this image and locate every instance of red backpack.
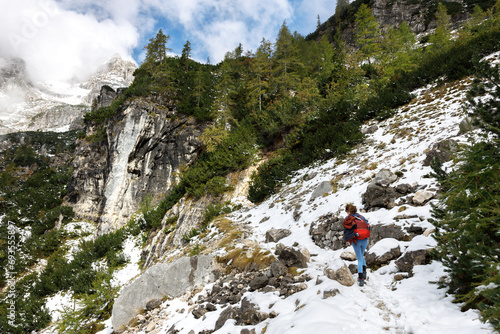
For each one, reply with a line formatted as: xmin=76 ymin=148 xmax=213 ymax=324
xmin=351 ymin=215 xmax=371 ymax=240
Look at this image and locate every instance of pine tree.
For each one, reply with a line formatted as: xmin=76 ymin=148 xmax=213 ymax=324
xmin=428 ymin=3 xmax=451 ymax=53
xmin=181 ymin=40 xmax=192 ymax=72
xmin=380 ymin=22 xmax=417 ymax=81
xmin=272 ymin=21 xmax=303 ymax=97
xmin=354 ymin=4 xmax=381 ymax=65
xmin=247 ymin=38 xmax=272 ymax=112
xmin=335 ymin=0 xmax=350 ymax=19
xmin=431 ymin=60 xmax=500 ymax=331
xmin=144 ymin=29 xmax=171 ymax=66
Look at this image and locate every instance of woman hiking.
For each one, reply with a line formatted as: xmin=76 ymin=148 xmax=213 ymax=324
xmin=343 ymin=204 xmax=370 ymax=286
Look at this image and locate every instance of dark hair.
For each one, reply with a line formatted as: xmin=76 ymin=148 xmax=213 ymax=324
xmin=345 ymin=204 xmax=357 ymax=214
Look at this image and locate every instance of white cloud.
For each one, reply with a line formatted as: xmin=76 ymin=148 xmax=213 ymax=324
xmin=0 ymin=0 xmax=334 ymax=83
xmin=0 ymin=0 xmax=139 ymax=82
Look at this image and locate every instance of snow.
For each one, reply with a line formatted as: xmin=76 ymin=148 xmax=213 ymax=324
xmin=90 ymin=75 xmax=497 ymax=334
xmin=111 ymin=235 xmax=143 ymax=288
xmin=45 ymin=291 xmax=75 ymax=322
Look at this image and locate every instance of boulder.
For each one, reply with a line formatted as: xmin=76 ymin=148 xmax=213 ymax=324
xmin=111 ymin=255 xmax=215 ymax=330
xmin=237 ymin=297 xmax=269 ymax=326
xmin=275 ymin=244 xmax=309 ymax=268
xmin=214 ymin=307 xmax=238 ymax=331
xmin=249 ymin=275 xmax=269 ymax=291
xmin=362 ymin=182 xmax=399 ymax=209
xmin=324 ymin=262 xmax=355 ymax=287
xmin=395 ymin=249 xmax=430 ymax=273
xmin=270 ymin=260 xmax=288 ymax=278
xmin=361 ymin=125 xmax=378 ymax=134
xmin=265 ymin=228 xmax=292 ymax=243
xmin=310 ymin=181 xmax=333 ymax=201
xmin=340 ymin=250 xmax=357 ymax=261
xmin=372 ymin=169 xmax=398 ymax=187
xmin=365 ymin=239 xmax=401 ymax=266
xmin=412 ymin=190 xmax=434 ymax=205
xmin=423 ymin=139 xmax=458 ymax=166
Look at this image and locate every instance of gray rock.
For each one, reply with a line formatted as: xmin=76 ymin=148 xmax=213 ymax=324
xmin=365 ymin=239 xmax=401 ymax=266
xmin=270 ymin=260 xmax=288 ymax=278
xmin=275 ymin=244 xmax=308 ymax=268
xmin=249 ymin=275 xmax=269 ymax=291
xmin=323 ymin=289 xmax=340 ymax=299
xmin=265 ymin=228 xmax=292 ymax=243
xmin=111 ymin=255 xmax=215 ymax=330
xmin=214 ymin=307 xmax=238 ymax=331
xmin=145 ymin=299 xmax=162 ymax=311
xmin=395 ymin=249 xmax=430 ymax=273
xmin=412 ymin=190 xmax=434 ymax=205
xmin=237 ymin=297 xmax=269 ymax=326
xmin=324 ymin=263 xmax=355 ymax=287
xmin=362 ymin=182 xmax=399 ymax=209
xmin=372 ymin=169 xmax=398 ymax=187
xmin=310 ymin=181 xmax=333 ymax=201
xmin=361 ymin=125 xmax=378 ymax=134
xmin=423 ymin=139 xmax=459 ymax=166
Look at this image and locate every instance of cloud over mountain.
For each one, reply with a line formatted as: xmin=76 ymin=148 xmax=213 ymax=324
xmin=0 ymin=0 xmax=333 ymax=83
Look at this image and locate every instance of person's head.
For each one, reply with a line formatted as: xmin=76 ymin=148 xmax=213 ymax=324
xmin=345 ymin=204 xmax=357 ymax=214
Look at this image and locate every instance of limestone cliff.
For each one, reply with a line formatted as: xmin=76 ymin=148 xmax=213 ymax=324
xmin=66 ymin=93 xmax=208 ymax=234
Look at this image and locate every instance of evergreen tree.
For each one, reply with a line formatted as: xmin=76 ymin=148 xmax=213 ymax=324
xmin=335 ymin=0 xmax=350 ymax=19
xmin=247 ymin=38 xmax=272 ymax=112
xmin=428 ymin=3 xmax=451 ymax=53
xmin=181 ymin=40 xmax=192 ymax=72
xmin=144 ymin=29 xmax=171 ymax=66
xmin=354 ymin=4 xmax=381 ymax=65
xmin=431 ymin=60 xmax=500 ymax=331
xmin=272 ymin=22 xmax=303 ymax=97
xmin=380 ymin=22 xmax=417 ymax=82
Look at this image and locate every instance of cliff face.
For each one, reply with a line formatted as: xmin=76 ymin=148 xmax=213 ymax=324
xmin=66 ymin=94 xmax=208 ymax=234
xmin=313 ymin=0 xmax=467 ymax=44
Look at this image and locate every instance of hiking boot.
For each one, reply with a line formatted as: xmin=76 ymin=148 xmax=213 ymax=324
xmin=363 ymin=265 xmax=367 ymax=279
xmin=358 ymin=273 xmax=365 ymax=286
xmin=358 ymin=278 xmax=365 ymax=287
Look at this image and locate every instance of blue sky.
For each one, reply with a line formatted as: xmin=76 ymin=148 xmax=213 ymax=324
xmin=0 ymin=0 xmax=336 ymax=82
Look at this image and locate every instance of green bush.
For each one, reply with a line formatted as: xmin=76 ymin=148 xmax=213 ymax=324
xmin=431 ymin=59 xmax=500 ymax=331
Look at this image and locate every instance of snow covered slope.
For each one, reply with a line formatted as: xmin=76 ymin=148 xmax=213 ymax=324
xmin=0 ymin=54 xmax=136 ymax=135
xmin=91 ymin=65 xmax=496 ymax=334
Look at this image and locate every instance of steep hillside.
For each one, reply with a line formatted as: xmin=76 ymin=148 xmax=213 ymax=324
xmin=1 ymin=3 xmax=499 ymax=334
xmin=308 ymin=0 xmax=492 ymax=43
xmin=74 ymin=55 xmax=497 ymax=334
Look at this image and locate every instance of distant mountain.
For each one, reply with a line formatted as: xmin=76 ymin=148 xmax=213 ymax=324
xmin=0 ymin=54 xmax=137 ymax=135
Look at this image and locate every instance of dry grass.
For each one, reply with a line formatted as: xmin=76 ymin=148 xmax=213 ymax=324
xmin=215 ymin=218 xmax=244 ymax=250
xmin=217 ymin=247 xmax=275 ymax=273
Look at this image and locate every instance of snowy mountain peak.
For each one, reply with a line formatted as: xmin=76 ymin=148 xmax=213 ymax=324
xmin=0 ymin=54 xmax=137 ymax=135
xmin=80 ymin=53 xmax=137 ymax=104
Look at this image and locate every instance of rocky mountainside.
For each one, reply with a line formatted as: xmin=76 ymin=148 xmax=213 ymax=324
xmin=38 ymin=54 xmax=498 ymax=334
xmin=310 ymin=0 xmax=469 ymax=43
xmin=0 ymin=54 xmax=136 ymax=135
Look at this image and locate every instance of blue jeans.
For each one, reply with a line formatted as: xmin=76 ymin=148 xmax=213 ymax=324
xmin=352 ymin=238 xmax=368 ymax=274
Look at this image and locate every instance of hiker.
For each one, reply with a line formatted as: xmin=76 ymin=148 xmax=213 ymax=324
xmin=343 ymin=204 xmax=370 ymax=287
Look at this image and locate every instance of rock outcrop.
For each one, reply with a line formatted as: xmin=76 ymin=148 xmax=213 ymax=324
xmin=66 ymin=96 xmax=208 ymax=233
xmin=112 ymin=255 xmax=215 ymax=331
